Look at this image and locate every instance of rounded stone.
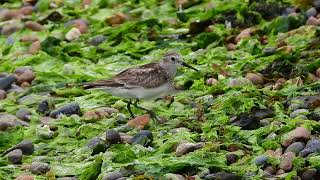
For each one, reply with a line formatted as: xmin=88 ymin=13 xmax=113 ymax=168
xmin=226 ymin=153 xmax=238 ymax=165
xmin=290 ymin=109 xmax=309 ymax=119
xmin=105 ymin=129 xmax=121 ymax=144
xmin=245 ymin=73 xmax=264 ymax=85
xmin=16 ymin=109 xmax=31 ymax=122
xmin=0 ymin=90 xmax=6 ymax=100
xmin=281 ymin=127 xmax=311 ymax=147
xmin=301 ymin=168 xmax=317 ymax=180
xmin=7 ymin=149 xmax=23 ymax=164
xmin=279 ymin=152 xmax=295 ymax=171
xmin=103 ymin=171 xmax=123 ymax=180
xmin=306 ymin=7 xmax=317 ymax=18
xmin=254 ymin=155 xmax=268 ymax=166
xmin=285 ymin=142 xmax=305 ymax=155
xmin=30 ymin=162 xmax=50 ymax=174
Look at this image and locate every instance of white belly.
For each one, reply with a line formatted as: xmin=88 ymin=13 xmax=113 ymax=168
xmin=100 ymin=83 xmax=174 ymax=100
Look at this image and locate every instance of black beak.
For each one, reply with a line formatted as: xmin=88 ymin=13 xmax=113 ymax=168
xmin=182 ymin=62 xmax=198 ymax=71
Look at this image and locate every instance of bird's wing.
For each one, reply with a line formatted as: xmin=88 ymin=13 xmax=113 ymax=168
xmin=113 ymin=63 xmax=169 ymax=88
xmin=82 ymin=63 xmax=169 ymax=89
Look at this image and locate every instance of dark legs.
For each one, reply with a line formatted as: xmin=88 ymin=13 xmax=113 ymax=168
xmin=133 ymin=99 xmax=159 ymax=122
xmin=125 ymin=99 xmax=160 ymax=122
xmin=127 ymin=99 xmax=135 ymax=119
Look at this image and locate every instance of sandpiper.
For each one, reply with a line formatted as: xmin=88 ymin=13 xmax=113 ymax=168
xmin=81 ymin=52 xmax=198 ymax=121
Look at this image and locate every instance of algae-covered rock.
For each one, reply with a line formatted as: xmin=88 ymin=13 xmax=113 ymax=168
xmin=79 ymin=157 xmax=102 ymax=180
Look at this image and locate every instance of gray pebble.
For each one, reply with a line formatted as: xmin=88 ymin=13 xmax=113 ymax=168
xmin=299 ymin=139 xmax=320 ymax=157
xmin=7 ymin=149 xmax=23 ymax=164
xmin=103 ymin=171 xmax=123 ymax=180
xmin=30 ymin=162 xmax=50 ymax=174
xmin=285 ymin=142 xmax=305 ymax=155
xmin=306 ymin=7 xmax=317 ymax=17
xmin=16 ymin=109 xmax=32 ymax=122
xmin=290 ymin=109 xmax=309 ymax=119
xmin=49 ymin=102 xmax=80 ymax=118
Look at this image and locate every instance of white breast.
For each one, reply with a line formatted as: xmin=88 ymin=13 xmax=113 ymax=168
xmin=101 ymin=83 xmax=174 ymax=100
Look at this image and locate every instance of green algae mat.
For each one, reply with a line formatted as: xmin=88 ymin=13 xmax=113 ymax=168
xmin=2 ymin=0 xmax=320 ymax=179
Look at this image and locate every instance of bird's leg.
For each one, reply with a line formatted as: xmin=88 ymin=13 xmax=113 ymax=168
xmin=165 ymin=96 xmax=175 ymax=108
xmin=133 ymin=99 xmax=160 ymax=122
xmin=126 ymin=99 xmax=135 ymax=119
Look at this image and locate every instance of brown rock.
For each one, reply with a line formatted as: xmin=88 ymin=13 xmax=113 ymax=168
xmin=0 ymin=90 xmax=6 ymax=100
xmin=127 ymin=114 xmax=150 ymax=129
xmin=1 ymin=24 xmax=22 ymax=36
xmin=176 ymin=142 xmax=203 ymax=157
xmin=276 ymin=169 xmax=285 ymax=175
xmin=119 ymin=133 xmax=133 ymax=143
xmin=14 ymin=68 xmax=35 ymax=84
xmin=106 ymin=12 xmax=128 ymax=26
xmin=1 ymin=9 xmax=22 ymax=21
xmin=28 ymin=41 xmax=41 ymax=54
xmin=226 ymin=43 xmax=236 ymax=51
xmin=206 ymin=78 xmax=218 ymax=85
xmin=19 ymin=6 xmax=33 ymax=16
xmin=264 ymin=166 xmax=276 ymax=175
xmin=20 ymin=36 xmax=39 ymax=42
xmin=245 ymin=73 xmax=264 ymax=85
xmin=306 ymin=16 xmax=320 ymax=26
xmin=281 ymin=127 xmax=311 ymax=147
xmin=279 ymin=152 xmax=295 ymax=171
xmin=65 ymin=28 xmax=81 ymax=41
xmin=15 ymin=175 xmax=34 ymax=180
xmin=25 ymin=21 xmax=43 ymax=31
xmin=235 ymin=28 xmax=251 ymax=43
xmin=0 ymin=113 xmax=29 ymax=131
xmin=71 ymin=19 xmax=88 ymax=33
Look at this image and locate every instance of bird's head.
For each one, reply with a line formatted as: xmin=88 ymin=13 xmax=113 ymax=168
xmin=161 ymin=52 xmax=198 ymax=71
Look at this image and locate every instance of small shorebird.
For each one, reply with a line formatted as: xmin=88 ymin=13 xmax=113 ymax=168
xmin=81 ymin=52 xmax=198 ymax=121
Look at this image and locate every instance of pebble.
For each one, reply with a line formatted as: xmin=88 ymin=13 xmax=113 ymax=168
xmin=131 ymin=130 xmax=153 ymax=147
xmin=14 ymin=68 xmax=35 ymax=84
xmin=306 ymin=7 xmax=317 ymax=18
xmin=16 ymin=109 xmax=31 ymax=122
xmin=279 ymin=152 xmax=295 ymax=171
xmin=299 ymin=139 xmax=320 ymax=157
xmin=0 ymin=113 xmax=29 ymax=131
xmin=14 ymin=175 xmax=34 ymax=180
xmin=263 ymin=47 xmax=277 ymax=55
xmin=103 ymin=171 xmax=123 ymax=180
xmin=0 ymin=75 xmax=16 ymax=90
xmin=7 ymin=149 xmax=23 ymax=164
xmin=301 ymin=168 xmax=317 ymax=180
xmin=235 ymin=28 xmax=251 ymax=43
xmin=19 ymin=6 xmax=33 ymax=15
xmin=106 ymin=129 xmax=121 ymax=144
xmin=254 ymin=155 xmax=268 ymax=166
xmin=83 ymin=107 xmax=117 ymax=123
xmin=226 ymin=153 xmax=238 ymax=165
xmin=87 ymin=137 xmax=107 ymax=155
xmin=306 ymin=16 xmax=320 ymax=26
xmin=290 ymin=109 xmax=309 ymax=119
xmin=127 ymin=114 xmax=150 ymax=129
xmin=228 ymin=77 xmax=252 ymax=88
xmin=65 ymin=28 xmax=81 ymax=41
xmin=49 ymin=102 xmax=81 ymax=118
xmin=25 ymin=21 xmax=43 ymax=31
xmin=281 ymin=127 xmax=311 ymax=147
xmin=37 ymin=125 xmax=55 ymax=140
xmin=264 ymin=166 xmax=276 ymax=175
xmin=28 ymin=40 xmax=41 ymax=54
xmin=163 ymin=173 xmax=185 ymax=180
xmin=89 ymin=35 xmax=106 ymax=46
xmin=106 ymin=12 xmax=128 ymax=26
xmin=67 ymin=19 xmax=88 ymax=33
xmin=30 ymin=162 xmax=50 ymax=174
xmin=226 ymin=43 xmax=236 ymax=51
xmin=175 ymin=142 xmax=203 ymax=157
xmin=205 ymin=172 xmax=241 ymax=180
xmin=206 ymin=78 xmax=218 ymax=85
xmin=0 ymin=90 xmax=6 ymax=100
xmin=5 ymin=140 xmax=34 ymax=155
xmin=1 ymin=24 xmax=22 ymax=36
xmin=20 ymin=36 xmax=39 ymax=43
xmin=245 ymin=73 xmax=264 ymax=85
xmin=119 ymin=133 xmax=133 ymax=143
xmin=37 ymin=100 xmax=52 ymax=114
xmin=285 ymin=142 xmax=305 ymax=155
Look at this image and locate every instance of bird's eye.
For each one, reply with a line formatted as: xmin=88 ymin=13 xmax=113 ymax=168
xmin=170 ymin=57 xmax=176 ymax=61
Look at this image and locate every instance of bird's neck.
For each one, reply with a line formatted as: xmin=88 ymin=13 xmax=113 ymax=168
xmin=159 ymin=62 xmax=178 ymax=81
